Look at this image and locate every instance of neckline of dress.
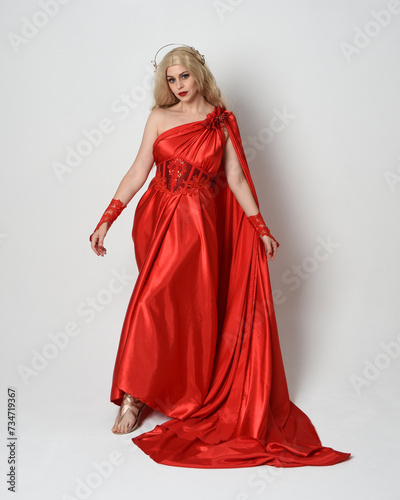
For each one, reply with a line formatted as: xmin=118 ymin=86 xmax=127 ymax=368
xmin=153 ymin=105 xmax=220 ymax=147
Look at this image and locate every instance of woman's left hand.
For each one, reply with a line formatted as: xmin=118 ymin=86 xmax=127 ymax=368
xmin=260 ymin=234 xmax=278 ymax=262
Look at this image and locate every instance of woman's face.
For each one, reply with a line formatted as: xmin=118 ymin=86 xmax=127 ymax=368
xmin=166 ymin=64 xmax=198 ymax=102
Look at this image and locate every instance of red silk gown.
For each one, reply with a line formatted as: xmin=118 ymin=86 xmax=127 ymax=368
xmin=110 ymin=105 xmax=351 ymax=468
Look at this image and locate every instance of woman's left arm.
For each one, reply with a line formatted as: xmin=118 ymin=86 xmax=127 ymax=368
xmin=222 ymin=135 xmax=279 ymax=262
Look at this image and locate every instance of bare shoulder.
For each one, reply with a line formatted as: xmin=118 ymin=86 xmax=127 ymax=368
xmin=148 ymin=107 xmax=166 ymax=119
xmin=146 ymin=107 xmax=164 ymax=125
xmin=145 ymin=107 xmax=171 ymax=136
xmin=146 ymin=107 xmax=177 ymax=138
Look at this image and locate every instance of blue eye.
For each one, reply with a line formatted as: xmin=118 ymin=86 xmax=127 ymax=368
xmin=168 ymin=74 xmax=189 ymax=84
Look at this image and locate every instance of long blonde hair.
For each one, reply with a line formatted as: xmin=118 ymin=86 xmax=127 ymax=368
xmin=151 ymin=46 xmax=227 ymax=110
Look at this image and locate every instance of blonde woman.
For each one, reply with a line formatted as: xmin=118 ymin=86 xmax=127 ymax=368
xmin=90 ymin=44 xmax=351 ymax=469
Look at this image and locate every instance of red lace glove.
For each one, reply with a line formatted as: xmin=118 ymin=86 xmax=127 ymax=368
xmin=247 ymin=211 xmax=280 ymax=247
xmin=89 ymin=199 xmax=126 ymax=242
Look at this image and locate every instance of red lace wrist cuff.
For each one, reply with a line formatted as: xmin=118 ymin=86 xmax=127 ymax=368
xmin=247 ymin=211 xmax=280 ymax=247
xmin=89 ymin=199 xmax=126 ymax=242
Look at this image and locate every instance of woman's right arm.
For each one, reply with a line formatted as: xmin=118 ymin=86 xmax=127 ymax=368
xmin=90 ymin=109 xmax=162 ymax=256
xmin=111 ymin=108 xmax=161 ymax=205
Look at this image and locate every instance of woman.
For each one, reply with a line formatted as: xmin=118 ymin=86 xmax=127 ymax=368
xmin=90 ymin=45 xmax=351 ymax=468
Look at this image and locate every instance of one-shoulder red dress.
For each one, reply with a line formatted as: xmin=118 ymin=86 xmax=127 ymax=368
xmin=110 ymin=105 xmax=351 ymax=468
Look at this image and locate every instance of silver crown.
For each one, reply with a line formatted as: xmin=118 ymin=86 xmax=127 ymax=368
xmin=151 ymin=43 xmax=205 ymax=72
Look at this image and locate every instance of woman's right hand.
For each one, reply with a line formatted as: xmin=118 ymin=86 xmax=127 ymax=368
xmin=90 ymin=223 xmax=109 ymax=257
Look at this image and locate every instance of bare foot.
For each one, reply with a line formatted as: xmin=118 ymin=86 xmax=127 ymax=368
xmin=112 ymin=393 xmax=145 ymax=434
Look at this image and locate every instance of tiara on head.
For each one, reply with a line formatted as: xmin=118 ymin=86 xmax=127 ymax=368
xmin=151 ymin=43 xmax=205 ymax=72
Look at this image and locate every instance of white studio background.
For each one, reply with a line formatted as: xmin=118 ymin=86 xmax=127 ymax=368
xmin=1 ymin=1 xmax=399 ymax=499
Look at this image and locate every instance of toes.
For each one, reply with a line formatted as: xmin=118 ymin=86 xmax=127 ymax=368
xmin=113 ymin=404 xmax=141 ymax=434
